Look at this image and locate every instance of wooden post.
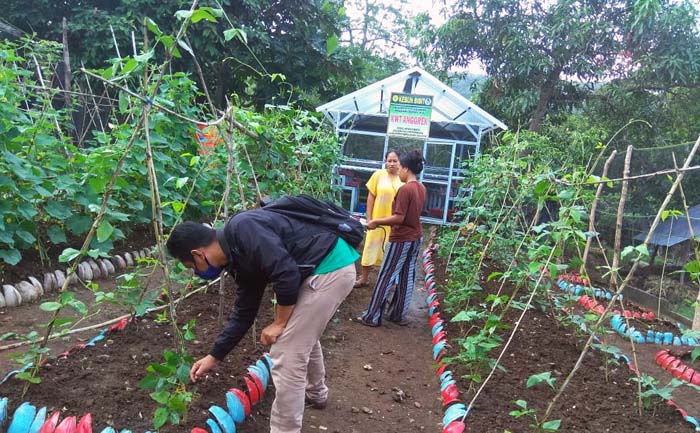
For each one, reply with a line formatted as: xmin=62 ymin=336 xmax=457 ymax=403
xmin=610 ymin=146 xmax=633 ymax=290
xmin=62 ymin=18 xmax=72 ymax=110
xmin=581 ymin=150 xmax=617 ymax=275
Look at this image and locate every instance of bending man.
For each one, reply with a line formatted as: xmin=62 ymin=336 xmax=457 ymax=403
xmin=166 ymin=206 xmax=358 ymax=433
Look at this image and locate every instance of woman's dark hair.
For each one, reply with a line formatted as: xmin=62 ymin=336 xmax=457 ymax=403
xmin=400 ymin=149 xmax=425 ymax=175
xmin=385 ymin=149 xmax=402 ymax=160
xmin=166 ymin=221 xmax=216 ymax=262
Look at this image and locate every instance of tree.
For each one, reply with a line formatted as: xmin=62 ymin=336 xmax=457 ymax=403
xmin=3 ymin=0 xmax=359 ymax=108
xmin=427 ymin=0 xmax=700 ymax=131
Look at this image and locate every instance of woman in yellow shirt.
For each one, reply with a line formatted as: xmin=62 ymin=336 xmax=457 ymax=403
xmin=355 ymin=150 xmax=403 ymax=287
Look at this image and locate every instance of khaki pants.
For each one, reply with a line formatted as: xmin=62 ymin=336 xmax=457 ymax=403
xmin=269 ymin=263 xmax=356 ymax=433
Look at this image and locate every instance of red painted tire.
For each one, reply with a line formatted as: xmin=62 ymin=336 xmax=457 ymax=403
xmin=247 ymin=372 xmax=264 ymax=397
xmin=443 ymin=420 xmax=466 ymax=433
xmin=229 ymin=388 xmax=251 ymax=416
xmin=245 ymin=376 xmax=260 ymax=405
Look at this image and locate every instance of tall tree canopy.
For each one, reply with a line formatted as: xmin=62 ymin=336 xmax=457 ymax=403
xmin=3 ymin=0 xmax=381 ymax=108
xmin=427 ymin=0 xmax=700 ymax=131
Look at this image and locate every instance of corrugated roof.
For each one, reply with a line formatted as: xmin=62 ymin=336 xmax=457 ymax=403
xmin=317 ymin=66 xmax=507 ymax=133
xmin=633 ymin=204 xmax=700 ymax=247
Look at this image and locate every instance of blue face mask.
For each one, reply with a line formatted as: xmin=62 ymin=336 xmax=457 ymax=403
xmin=194 ymin=254 xmax=223 ymax=280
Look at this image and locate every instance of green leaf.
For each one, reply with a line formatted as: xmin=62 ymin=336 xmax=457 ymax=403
xmin=59 ymin=247 xmax=81 ymax=263
xmin=66 ymin=215 xmax=92 ymax=235
xmin=119 ymin=90 xmax=129 ymax=113
xmin=134 ymin=49 xmax=154 ymax=63
xmin=53 ymin=318 xmax=74 ymax=328
xmin=15 ymin=230 xmax=36 ymax=245
xmin=47 ymin=225 xmax=67 ymax=244
xmin=177 ymin=40 xmax=193 ymax=57
xmin=150 ymin=390 xmax=171 ymax=405
xmin=176 ymin=363 xmax=191 ymax=384
xmin=684 ymin=260 xmax=700 ymax=276
xmin=138 ymin=374 xmax=159 ymax=390
xmin=326 ymin=34 xmax=339 ymax=55
xmin=153 ymin=407 xmax=168 ymax=430
xmin=487 ymin=272 xmax=503 ymax=281
xmin=17 ymin=202 xmax=38 ymax=220
xmin=45 ymin=201 xmax=73 ymax=219
xmin=542 ymin=419 xmax=562 ymax=431
xmin=0 ymin=231 xmax=13 ymax=246
xmin=0 ymin=248 xmax=21 ymax=265
xmin=40 ymin=302 xmax=63 ymax=312
xmin=149 ymin=363 xmax=175 ymax=376
xmin=526 ymin=371 xmax=555 ymax=389
xmin=224 ymin=28 xmax=248 ymax=44
xmin=97 ymin=220 xmax=114 ymax=242
xmin=557 ymin=190 xmax=574 ymax=200
xmin=146 ymin=18 xmax=162 ymax=36
xmin=168 ymin=411 xmax=180 ymax=425
xmin=190 ymin=9 xmax=218 ymax=23
xmin=176 ymin=177 xmax=189 ymax=189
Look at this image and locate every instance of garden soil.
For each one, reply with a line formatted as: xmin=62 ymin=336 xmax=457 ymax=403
xmin=1 ymin=253 xmax=699 ymax=432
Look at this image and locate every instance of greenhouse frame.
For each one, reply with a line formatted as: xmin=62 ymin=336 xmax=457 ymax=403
xmin=317 ymin=66 xmax=507 ymax=224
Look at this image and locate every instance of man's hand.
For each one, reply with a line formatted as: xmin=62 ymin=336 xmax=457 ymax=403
xmin=367 ymin=220 xmax=378 ymax=230
xmin=190 ymin=354 xmax=218 ymax=382
xmin=261 ymin=323 xmax=285 ymax=345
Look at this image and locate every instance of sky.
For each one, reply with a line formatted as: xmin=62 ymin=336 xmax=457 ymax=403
xmin=343 ymin=0 xmax=486 ymax=74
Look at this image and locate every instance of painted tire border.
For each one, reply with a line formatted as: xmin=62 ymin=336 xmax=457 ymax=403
xmin=422 ymin=247 xmax=467 ymax=433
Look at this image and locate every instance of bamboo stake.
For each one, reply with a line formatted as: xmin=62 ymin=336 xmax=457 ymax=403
xmin=31 ymin=55 xmax=65 ymax=140
xmin=218 ymin=111 xmax=236 ymax=325
xmin=580 ymin=150 xmax=617 ymax=275
xmin=609 ymin=146 xmax=633 ymax=290
xmin=109 ymin=24 xmax=122 ymax=60
xmin=80 ymin=61 xmax=107 ymax=133
xmin=61 ymin=18 xmax=72 ymax=112
xmin=541 ymin=133 xmax=700 ymax=425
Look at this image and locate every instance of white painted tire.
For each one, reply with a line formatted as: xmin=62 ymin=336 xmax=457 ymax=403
xmin=2 ymin=284 xmax=21 ymax=307
xmin=28 ymin=276 xmax=44 ymax=296
xmin=88 ymin=260 xmax=101 ymax=279
xmin=54 ymin=270 xmax=66 ymax=289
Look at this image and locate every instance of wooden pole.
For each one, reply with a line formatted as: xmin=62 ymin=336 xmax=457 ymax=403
xmin=62 ymin=18 xmax=72 ymax=111
xmin=581 ymin=150 xmax=617 ymax=275
xmin=610 ymin=146 xmax=633 ymax=290
xmin=542 ymin=134 xmax=700 ymax=425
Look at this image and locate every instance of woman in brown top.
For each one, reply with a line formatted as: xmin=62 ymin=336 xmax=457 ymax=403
xmin=356 ymin=149 xmax=427 ymax=327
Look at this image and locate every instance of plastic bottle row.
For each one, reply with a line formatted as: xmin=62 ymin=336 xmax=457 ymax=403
xmin=421 ymin=249 xmax=467 ymax=433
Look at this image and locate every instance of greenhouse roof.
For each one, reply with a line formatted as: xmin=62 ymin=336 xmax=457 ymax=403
xmin=317 ymin=66 xmax=507 ymax=134
xmin=633 ymin=204 xmax=700 ymax=247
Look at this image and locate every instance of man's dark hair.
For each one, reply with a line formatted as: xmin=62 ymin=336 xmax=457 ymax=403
xmin=166 ymin=221 xmax=216 ymax=262
xmin=400 ymin=149 xmax=426 ymax=175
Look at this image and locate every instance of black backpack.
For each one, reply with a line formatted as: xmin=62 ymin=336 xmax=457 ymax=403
xmin=260 ymin=194 xmax=365 ymax=248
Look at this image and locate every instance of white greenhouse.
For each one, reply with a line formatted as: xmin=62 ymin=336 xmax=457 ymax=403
xmin=317 ymin=66 xmax=507 ymax=224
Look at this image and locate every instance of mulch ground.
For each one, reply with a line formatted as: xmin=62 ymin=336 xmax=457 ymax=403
xmin=431 ymin=255 xmax=699 ymax=433
xmin=1 ymin=244 xmax=699 ymax=433
xmin=0 ymin=262 xmax=444 ymax=433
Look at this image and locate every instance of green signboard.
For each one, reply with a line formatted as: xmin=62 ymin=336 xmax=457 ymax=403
xmin=387 ymin=92 xmax=433 ymax=139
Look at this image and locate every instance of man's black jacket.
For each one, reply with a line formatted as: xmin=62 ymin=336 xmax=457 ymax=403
xmin=210 ymin=208 xmax=340 ymax=360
